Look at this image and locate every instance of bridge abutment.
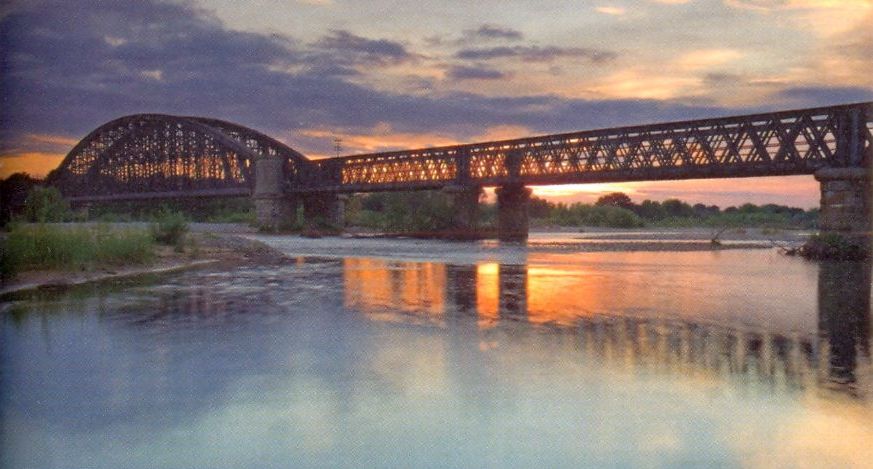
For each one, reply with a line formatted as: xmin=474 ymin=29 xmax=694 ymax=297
xmin=815 ymin=167 xmax=872 ymax=252
xmin=496 ymin=184 xmax=531 ymax=242
xmin=302 ymin=193 xmax=344 ymax=230
xmin=254 ymin=156 xmax=297 ymax=230
xmin=444 ymin=185 xmax=481 ymax=234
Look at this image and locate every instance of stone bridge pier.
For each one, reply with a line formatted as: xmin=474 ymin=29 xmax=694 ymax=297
xmin=496 ymin=184 xmax=532 ymax=242
xmin=815 ymin=167 xmax=872 ymax=252
xmin=254 ymin=156 xmax=297 ymax=230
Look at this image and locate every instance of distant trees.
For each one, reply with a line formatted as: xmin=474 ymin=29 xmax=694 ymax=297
xmin=524 ymin=191 xmax=817 ymax=229
xmin=595 ymin=192 xmax=634 ymax=210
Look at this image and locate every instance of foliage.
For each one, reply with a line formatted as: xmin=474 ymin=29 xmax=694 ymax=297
xmin=0 ymin=173 xmax=40 ymax=227
xmin=799 ymin=233 xmax=869 ymax=260
xmin=348 ymin=191 xmax=455 ymax=232
xmin=150 ymin=210 xmax=189 ymax=249
xmin=531 ymin=192 xmax=818 ymax=230
xmin=88 ymin=198 xmax=256 ymax=224
xmin=595 ymin=192 xmax=634 ymax=210
xmin=22 ymin=186 xmax=70 ymax=223
xmin=547 ymin=203 xmax=645 ymax=228
xmin=1 ymin=224 xmax=154 ymax=280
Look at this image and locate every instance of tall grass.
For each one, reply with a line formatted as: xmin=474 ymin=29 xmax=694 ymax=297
xmin=0 ymin=224 xmax=155 ymax=280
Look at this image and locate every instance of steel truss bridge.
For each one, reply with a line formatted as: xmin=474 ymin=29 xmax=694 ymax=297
xmin=49 ymin=102 xmax=873 ymax=202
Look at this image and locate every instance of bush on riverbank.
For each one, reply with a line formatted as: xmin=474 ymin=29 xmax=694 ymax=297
xmin=150 ymin=210 xmax=189 ymax=250
xmin=0 ymin=224 xmax=155 ymax=280
xmin=796 ymin=233 xmax=870 ymax=260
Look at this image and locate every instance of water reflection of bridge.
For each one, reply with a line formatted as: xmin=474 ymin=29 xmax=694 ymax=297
xmin=343 ymin=258 xmax=871 ymax=398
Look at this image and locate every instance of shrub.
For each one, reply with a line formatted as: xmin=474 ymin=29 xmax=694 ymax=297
xmin=22 ymin=186 xmax=70 ymax=222
xmin=800 ymin=233 xmax=869 ymax=260
xmin=151 ymin=210 xmax=189 ymax=248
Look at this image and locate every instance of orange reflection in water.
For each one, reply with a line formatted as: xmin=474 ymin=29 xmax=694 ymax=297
xmin=475 ymin=263 xmax=499 ymax=326
xmin=343 ymin=258 xmax=446 ymax=324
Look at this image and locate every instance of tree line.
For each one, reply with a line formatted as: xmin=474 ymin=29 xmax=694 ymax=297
xmin=1 ymin=171 xmax=818 ymax=231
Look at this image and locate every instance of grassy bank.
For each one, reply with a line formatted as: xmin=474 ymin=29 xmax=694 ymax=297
xmin=1 ymin=224 xmax=155 ymax=280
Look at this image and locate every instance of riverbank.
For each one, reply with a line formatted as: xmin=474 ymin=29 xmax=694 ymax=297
xmin=0 ymin=230 xmax=288 ymax=297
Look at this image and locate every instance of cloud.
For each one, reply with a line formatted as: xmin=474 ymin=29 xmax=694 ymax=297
xmin=774 ymin=86 xmax=873 ymax=107
xmin=454 ymin=45 xmax=617 ymax=63
xmin=445 ymin=65 xmax=508 ymax=81
xmin=463 ymin=24 xmax=523 ymax=41
xmin=595 ymin=6 xmax=627 ymax=15
xmin=313 ymin=30 xmax=412 ymax=64
xmin=675 ymin=49 xmax=744 ymax=70
xmin=724 ymin=0 xmax=873 ymax=36
xmin=3 ymin=0 xmax=838 ymax=168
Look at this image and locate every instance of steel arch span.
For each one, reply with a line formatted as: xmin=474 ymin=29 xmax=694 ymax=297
xmin=47 ymin=114 xmax=310 ymax=201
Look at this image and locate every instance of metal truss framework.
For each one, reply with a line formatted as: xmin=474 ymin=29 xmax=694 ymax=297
xmin=49 ymin=114 xmax=308 ymax=201
xmin=52 ymin=103 xmax=872 ymax=201
xmin=307 ymin=102 xmax=873 ymax=193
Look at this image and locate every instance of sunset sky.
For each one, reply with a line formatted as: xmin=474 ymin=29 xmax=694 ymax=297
xmin=1 ymin=0 xmax=872 ymax=207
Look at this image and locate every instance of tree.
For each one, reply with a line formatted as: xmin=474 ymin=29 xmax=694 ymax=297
xmin=634 ymin=199 xmax=665 ymax=220
xmin=23 ymin=186 xmax=70 ymax=223
xmin=528 ymin=195 xmax=554 ymax=219
xmin=0 ymin=173 xmax=39 ymax=226
xmin=595 ymin=192 xmax=634 ymax=210
xmin=661 ymin=198 xmax=694 ymax=218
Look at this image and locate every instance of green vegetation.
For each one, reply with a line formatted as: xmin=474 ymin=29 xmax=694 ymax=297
xmin=0 ymin=173 xmax=40 ymax=227
xmin=346 ymin=191 xmax=458 ymax=232
xmin=88 ymin=198 xmax=256 ymax=224
xmin=1 ymin=224 xmax=155 ymax=280
xmin=797 ymin=233 xmax=870 ymax=260
xmin=150 ymin=209 xmax=189 ymax=250
xmin=531 ymin=192 xmax=818 ymax=230
xmin=22 ymin=186 xmax=71 ymax=223
xmin=344 ymin=190 xmax=818 ymax=232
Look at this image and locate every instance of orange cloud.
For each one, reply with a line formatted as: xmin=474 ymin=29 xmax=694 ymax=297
xmin=21 ymin=134 xmax=79 ymax=147
xmin=300 ymin=123 xmax=532 ymax=157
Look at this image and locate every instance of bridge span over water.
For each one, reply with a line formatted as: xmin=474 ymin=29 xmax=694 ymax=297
xmin=48 ymin=102 xmax=872 ymax=241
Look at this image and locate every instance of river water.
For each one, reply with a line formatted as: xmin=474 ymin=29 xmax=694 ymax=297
xmin=2 ymin=234 xmax=871 ymax=468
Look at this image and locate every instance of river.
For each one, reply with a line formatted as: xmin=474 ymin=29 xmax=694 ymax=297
xmin=2 ymin=233 xmax=871 ymax=468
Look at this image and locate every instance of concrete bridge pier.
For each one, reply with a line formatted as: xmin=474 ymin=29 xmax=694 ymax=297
xmin=444 ymin=185 xmax=481 ymax=233
xmin=254 ymin=156 xmax=297 ymax=230
xmin=496 ymin=184 xmax=532 ymax=242
xmin=815 ymin=167 xmax=872 ymax=252
xmin=302 ymin=193 xmax=344 ymax=230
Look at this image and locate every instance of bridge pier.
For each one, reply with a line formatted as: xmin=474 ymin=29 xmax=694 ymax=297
xmin=496 ymin=184 xmax=531 ymax=242
xmin=815 ymin=167 xmax=872 ymax=252
xmin=254 ymin=156 xmax=297 ymax=230
xmin=302 ymin=193 xmax=344 ymax=230
xmin=444 ymin=185 xmax=481 ymax=234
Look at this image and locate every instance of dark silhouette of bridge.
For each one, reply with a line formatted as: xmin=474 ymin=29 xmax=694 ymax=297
xmin=48 ymin=102 xmax=872 ymax=241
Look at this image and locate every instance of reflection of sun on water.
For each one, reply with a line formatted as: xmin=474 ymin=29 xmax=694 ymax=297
xmin=476 ymin=263 xmax=499 ymax=327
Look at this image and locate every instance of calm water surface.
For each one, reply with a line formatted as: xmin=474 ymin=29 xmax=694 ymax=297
xmin=2 ymin=236 xmax=871 ymax=468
